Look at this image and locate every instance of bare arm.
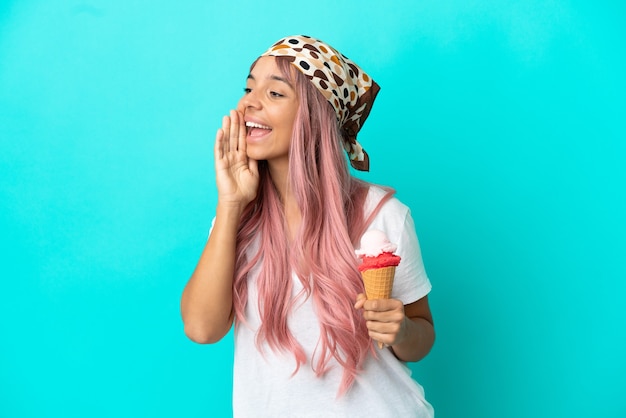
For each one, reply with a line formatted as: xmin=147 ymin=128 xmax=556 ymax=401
xmin=181 ymin=203 xmax=243 ymax=343
xmin=181 ymin=109 xmax=258 ymax=344
xmin=355 ymin=295 xmax=435 ymax=362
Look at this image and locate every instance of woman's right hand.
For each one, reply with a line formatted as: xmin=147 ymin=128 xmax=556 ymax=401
xmin=214 ymin=109 xmax=259 ymax=208
xmin=183 ymin=108 xmax=254 ymax=344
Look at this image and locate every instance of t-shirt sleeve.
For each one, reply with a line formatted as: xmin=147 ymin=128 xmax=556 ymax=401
xmin=360 ymin=190 xmax=432 ymax=305
xmin=209 ymin=216 xmax=216 ymax=235
xmin=391 ymin=208 xmax=432 ymax=304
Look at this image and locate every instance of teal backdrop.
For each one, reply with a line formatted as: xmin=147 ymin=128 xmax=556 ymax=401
xmin=1 ymin=1 xmax=624 ymax=417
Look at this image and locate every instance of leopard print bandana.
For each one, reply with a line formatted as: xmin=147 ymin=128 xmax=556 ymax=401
xmin=261 ymin=35 xmax=380 ymax=171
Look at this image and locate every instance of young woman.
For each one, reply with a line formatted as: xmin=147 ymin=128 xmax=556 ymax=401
xmin=181 ymin=35 xmax=435 ymax=417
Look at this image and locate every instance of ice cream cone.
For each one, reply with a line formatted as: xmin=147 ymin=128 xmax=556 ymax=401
xmin=361 ymin=265 xmax=396 ymax=300
xmin=356 ymin=230 xmax=401 ymax=349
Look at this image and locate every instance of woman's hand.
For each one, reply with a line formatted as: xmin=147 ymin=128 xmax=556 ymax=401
xmin=354 ymin=294 xmax=435 ymax=361
xmin=180 ymin=109 xmax=257 ymax=344
xmin=214 ymin=109 xmax=259 ymax=208
xmin=354 ymin=294 xmax=408 ymax=347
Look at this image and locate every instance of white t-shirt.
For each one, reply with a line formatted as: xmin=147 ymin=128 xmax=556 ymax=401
xmin=232 ymin=186 xmax=434 ymax=417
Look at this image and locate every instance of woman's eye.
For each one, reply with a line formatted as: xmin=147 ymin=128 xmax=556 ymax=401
xmin=270 ymin=91 xmax=283 ymax=98
xmin=243 ymin=88 xmax=252 ymax=94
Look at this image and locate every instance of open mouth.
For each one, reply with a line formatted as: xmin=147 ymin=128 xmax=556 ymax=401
xmin=246 ymin=121 xmax=272 ymax=137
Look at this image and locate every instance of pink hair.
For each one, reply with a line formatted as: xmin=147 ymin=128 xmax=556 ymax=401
xmin=232 ymin=57 xmax=394 ymax=395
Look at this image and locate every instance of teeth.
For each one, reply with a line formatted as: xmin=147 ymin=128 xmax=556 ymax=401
xmin=246 ymin=121 xmax=272 ymax=130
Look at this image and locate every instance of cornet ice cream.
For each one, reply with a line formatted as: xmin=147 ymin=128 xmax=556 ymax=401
xmin=356 ymin=230 xmax=401 ymax=300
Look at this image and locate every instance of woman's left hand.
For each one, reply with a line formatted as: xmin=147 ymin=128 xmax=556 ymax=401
xmin=354 ymin=294 xmax=408 ymax=347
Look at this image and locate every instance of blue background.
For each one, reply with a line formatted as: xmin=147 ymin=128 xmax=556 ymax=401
xmin=1 ymin=1 xmax=624 ymax=417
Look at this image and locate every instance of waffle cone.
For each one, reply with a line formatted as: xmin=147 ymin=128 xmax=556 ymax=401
xmin=361 ymin=266 xmax=396 ymax=300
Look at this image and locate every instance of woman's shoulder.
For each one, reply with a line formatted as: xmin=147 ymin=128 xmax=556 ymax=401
xmin=364 ymin=184 xmax=409 ymax=216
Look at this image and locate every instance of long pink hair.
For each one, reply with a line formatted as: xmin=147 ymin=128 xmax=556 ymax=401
xmin=232 ymin=56 xmax=393 ymax=395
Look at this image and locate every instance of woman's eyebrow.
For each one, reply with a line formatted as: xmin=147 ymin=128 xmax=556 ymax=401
xmin=247 ymin=73 xmax=293 ymax=88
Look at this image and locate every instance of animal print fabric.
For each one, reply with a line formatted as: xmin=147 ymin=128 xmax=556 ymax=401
xmin=261 ymin=35 xmax=380 ymax=171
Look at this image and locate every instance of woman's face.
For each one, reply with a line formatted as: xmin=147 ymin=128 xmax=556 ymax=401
xmin=238 ymin=56 xmax=299 ymax=168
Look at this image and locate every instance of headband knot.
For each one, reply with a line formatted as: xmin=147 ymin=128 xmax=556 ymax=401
xmin=261 ymin=35 xmax=380 ymax=171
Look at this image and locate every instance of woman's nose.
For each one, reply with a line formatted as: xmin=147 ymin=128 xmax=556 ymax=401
xmin=241 ymin=90 xmax=261 ymax=110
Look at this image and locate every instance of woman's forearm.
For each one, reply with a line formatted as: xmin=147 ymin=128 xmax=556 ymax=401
xmin=390 ymin=316 xmax=435 ymax=362
xmin=180 ymin=203 xmax=244 ymax=343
